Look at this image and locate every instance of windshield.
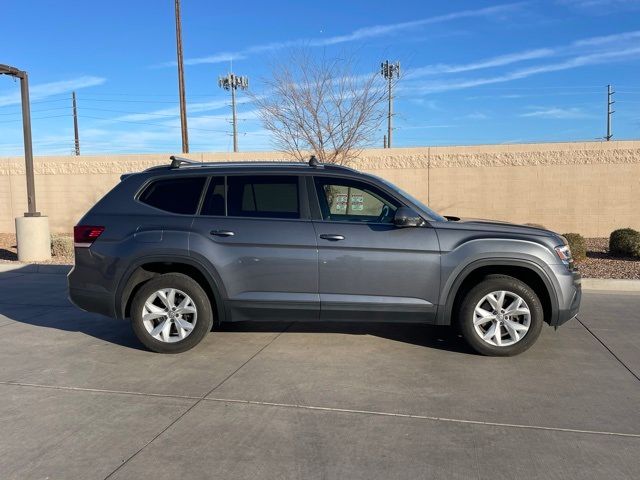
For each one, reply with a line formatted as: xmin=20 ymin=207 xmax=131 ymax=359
xmin=377 ymin=176 xmax=447 ymax=222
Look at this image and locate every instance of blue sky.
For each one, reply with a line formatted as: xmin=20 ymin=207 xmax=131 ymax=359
xmin=1 ymin=0 xmax=640 ymax=156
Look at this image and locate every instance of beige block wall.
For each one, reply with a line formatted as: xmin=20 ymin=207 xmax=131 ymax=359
xmin=1 ymin=140 xmax=639 ymax=237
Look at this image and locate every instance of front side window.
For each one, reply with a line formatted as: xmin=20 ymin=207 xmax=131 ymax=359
xmin=227 ymin=175 xmax=300 ymax=219
xmin=139 ymin=176 xmax=206 ymax=214
xmin=314 ymin=177 xmax=399 ymax=223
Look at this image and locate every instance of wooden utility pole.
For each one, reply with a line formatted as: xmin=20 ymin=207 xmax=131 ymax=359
xmin=174 ymin=0 xmax=189 ymax=153
xmin=72 ymin=91 xmax=80 ymax=155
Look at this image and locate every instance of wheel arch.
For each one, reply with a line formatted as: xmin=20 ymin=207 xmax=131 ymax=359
xmin=116 ymin=255 xmax=226 ymax=323
xmin=438 ymin=258 xmax=559 ymax=326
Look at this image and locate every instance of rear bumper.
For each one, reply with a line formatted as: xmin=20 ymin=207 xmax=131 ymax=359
xmin=67 ymin=266 xmax=116 ymax=318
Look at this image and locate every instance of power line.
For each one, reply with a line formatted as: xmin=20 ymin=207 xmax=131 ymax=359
xmin=76 ymin=97 xmax=182 ymax=104
xmin=80 ymin=114 xmax=229 ymax=133
xmin=0 ymin=106 xmax=70 ymax=116
xmin=74 ymin=106 xmax=180 ymax=117
xmin=0 ymin=114 xmax=70 ymax=123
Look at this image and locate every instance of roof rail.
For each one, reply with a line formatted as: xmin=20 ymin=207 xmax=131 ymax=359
xmin=308 ymin=155 xmax=322 ymax=168
xmin=307 ymin=155 xmax=357 ymax=172
xmin=169 ymin=155 xmax=199 ymax=169
xmin=164 ymin=154 xmax=357 ymax=173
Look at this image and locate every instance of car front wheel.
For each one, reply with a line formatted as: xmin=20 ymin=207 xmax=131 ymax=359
xmin=130 ymin=273 xmax=213 ymax=353
xmin=457 ymin=274 xmax=543 ymax=356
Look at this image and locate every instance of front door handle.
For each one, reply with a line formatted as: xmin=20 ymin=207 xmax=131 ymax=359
xmin=319 ymin=234 xmax=345 ymax=241
xmin=210 ymin=230 xmax=235 ymax=237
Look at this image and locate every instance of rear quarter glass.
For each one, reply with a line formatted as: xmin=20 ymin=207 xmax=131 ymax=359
xmin=138 ymin=176 xmax=206 ymax=214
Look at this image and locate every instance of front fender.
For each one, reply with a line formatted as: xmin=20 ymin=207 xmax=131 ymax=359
xmin=436 ymin=239 xmax=562 ymax=325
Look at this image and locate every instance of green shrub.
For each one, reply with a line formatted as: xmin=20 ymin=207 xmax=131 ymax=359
xmin=609 ymin=228 xmax=640 ymax=258
xmin=562 ymin=233 xmax=586 ymax=261
xmin=51 ymin=234 xmax=74 ymax=258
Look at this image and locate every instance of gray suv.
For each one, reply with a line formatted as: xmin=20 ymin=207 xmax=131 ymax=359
xmin=68 ymin=156 xmax=581 ymax=356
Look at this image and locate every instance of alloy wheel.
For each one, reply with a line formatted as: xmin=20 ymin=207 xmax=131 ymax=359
xmin=142 ymin=288 xmax=198 ymax=343
xmin=473 ymin=290 xmax=531 ymax=347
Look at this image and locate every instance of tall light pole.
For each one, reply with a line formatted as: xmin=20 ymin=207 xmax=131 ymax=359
xmin=174 ymin=0 xmax=189 ymax=153
xmin=0 ymin=64 xmax=38 ymax=216
xmin=381 ymin=60 xmax=400 ymax=148
xmin=1 ymin=64 xmax=51 ymax=261
xmin=218 ymin=73 xmax=249 ymax=152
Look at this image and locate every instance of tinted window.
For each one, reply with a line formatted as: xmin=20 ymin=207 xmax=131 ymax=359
xmin=139 ymin=176 xmax=205 ymax=214
xmin=314 ymin=177 xmax=399 ymax=223
xmin=200 ymin=177 xmax=225 ymax=216
xmin=227 ymin=175 xmax=299 ymax=219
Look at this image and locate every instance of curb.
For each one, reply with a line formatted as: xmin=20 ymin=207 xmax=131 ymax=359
xmin=0 ymin=263 xmax=71 ymax=275
xmin=581 ymin=278 xmax=640 ymax=292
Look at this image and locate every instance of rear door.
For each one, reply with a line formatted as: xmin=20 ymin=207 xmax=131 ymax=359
xmin=190 ymin=174 xmax=319 ymax=321
xmin=310 ymin=175 xmax=440 ymax=322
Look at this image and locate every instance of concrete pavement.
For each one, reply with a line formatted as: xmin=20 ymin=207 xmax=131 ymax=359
xmin=0 ymin=265 xmax=638 ymax=479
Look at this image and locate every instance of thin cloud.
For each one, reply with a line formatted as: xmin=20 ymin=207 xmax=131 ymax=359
xmin=306 ymin=3 xmax=522 ymax=46
xmin=404 ymin=45 xmax=640 ymax=95
xmin=115 ymin=97 xmax=253 ymax=122
xmin=572 ymin=30 xmax=640 ymax=47
xmin=520 ymin=107 xmax=593 ymax=119
xmin=558 ymin=0 xmax=640 ymax=10
xmin=0 ymin=76 xmax=106 ymax=107
xmin=405 ymin=48 xmax=554 ymax=79
xmin=463 ymin=112 xmax=490 ymax=120
xmin=404 ymin=28 xmax=640 ymax=82
xmin=163 ymin=3 xmax=524 ymax=67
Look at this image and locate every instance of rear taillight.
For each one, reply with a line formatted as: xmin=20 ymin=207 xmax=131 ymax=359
xmin=74 ymin=225 xmax=105 ymax=248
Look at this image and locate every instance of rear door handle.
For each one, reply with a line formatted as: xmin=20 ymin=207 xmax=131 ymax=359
xmin=210 ymin=230 xmax=235 ymax=237
xmin=319 ymin=234 xmax=345 ymax=241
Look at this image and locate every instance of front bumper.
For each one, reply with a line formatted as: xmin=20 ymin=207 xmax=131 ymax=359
xmin=552 ymin=266 xmax=582 ymax=326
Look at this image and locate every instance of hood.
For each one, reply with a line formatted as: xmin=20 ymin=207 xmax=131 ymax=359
xmin=439 ymin=215 xmax=557 ymax=237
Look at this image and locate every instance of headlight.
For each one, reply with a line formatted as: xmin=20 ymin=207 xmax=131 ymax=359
xmin=554 ymin=244 xmax=572 ymax=264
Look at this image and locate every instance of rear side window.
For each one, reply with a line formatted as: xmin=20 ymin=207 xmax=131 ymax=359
xmin=227 ymin=175 xmax=299 ymax=219
xmin=200 ymin=177 xmax=225 ymax=216
xmin=139 ymin=177 xmax=206 ymax=214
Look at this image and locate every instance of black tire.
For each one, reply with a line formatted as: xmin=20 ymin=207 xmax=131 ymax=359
xmin=130 ymin=273 xmax=213 ymax=353
xmin=457 ymin=275 xmax=543 ymax=356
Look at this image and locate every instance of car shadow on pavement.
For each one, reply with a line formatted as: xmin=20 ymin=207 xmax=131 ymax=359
xmin=0 ymin=265 xmax=475 ymax=355
xmin=218 ymin=321 xmax=475 ymax=355
xmin=0 ymin=265 xmax=148 ymax=351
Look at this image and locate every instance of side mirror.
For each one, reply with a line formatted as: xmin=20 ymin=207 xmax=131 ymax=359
xmin=393 ymin=206 xmax=425 ymax=228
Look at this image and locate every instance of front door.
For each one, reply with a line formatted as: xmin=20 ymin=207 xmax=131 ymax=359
xmin=190 ymin=174 xmax=319 ymax=321
xmin=311 ymin=175 xmax=440 ymax=322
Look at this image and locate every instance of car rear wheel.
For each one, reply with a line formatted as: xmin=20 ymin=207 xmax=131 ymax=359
xmin=131 ymin=273 xmax=213 ymax=353
xmin=457 ymin=275 xmax=543 ymax=356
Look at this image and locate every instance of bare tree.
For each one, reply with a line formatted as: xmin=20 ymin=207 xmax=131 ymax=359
xmin=251 ymin=51 xmax=388 ymax=165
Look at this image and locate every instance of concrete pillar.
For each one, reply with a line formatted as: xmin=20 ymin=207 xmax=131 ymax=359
xmin=15 ymin=216 xmax=51 ymax=262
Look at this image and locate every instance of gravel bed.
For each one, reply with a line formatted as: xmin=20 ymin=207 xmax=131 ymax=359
xmin=0 ymin=233 xmax=74 ymax=265
xmin=1 ymin=233 xmax=639 ymax=279
xmin=576 ymin=238 xmax=640 ymax=280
